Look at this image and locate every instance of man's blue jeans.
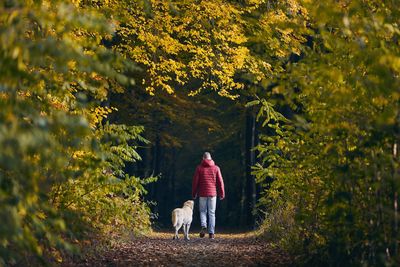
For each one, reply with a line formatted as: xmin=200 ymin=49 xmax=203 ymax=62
xmin=199 ymin=196 xmax=217 ymax=234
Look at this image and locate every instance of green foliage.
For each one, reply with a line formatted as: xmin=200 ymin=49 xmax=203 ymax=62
xmin=255 ymin=0 xmax=400 ymax=265
xmin=51 ymin=122 xmax=154 ymax=235
xmin=6 ymin=0 xmax=400 ymax=265
xmin=0 ymin=0 xmax=152 ymax=264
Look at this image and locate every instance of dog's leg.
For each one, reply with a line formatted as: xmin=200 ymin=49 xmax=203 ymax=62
xmin=175 ymin=223 xmax=182 ymax=239
xmin=185 ymin=224 xmax=191 ymax=240
xmin=173 ymin=226 xmax=178 ymax=240
xmin=182 ymin=224 xmax=187 ymax=240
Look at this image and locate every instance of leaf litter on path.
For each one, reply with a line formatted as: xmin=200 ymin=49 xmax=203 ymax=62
xmin=69 ymin=231 xmax=291 ymax=267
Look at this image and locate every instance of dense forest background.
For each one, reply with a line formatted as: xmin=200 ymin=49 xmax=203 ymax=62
xmin=1 ymin=0 xmax=399 ymax=266
xmin=111 ymin=91 xmax=259 ymax=229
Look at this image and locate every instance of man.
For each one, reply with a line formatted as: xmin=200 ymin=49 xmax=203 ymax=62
xmin=192 ymin=152 xmax=225 ymax=239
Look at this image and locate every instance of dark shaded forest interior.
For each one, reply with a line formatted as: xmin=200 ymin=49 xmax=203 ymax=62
xmin=110 ymin=90 xmax=262 ymax=229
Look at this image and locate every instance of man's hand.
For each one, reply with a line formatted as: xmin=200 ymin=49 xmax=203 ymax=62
xmin=219 ymin=197 xmax=224 ymax=201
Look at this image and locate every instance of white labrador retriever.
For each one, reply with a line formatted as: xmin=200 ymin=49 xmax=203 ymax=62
xmin=172 ymin=200 xmax=194 ymax=240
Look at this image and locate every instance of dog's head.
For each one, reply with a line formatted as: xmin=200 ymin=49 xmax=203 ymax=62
xmin=183 ymin=200 xmax=194 ymax=210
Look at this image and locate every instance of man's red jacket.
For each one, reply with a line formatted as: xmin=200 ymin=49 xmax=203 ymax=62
xmin=192 ymin=159 xmax=225 ymax=199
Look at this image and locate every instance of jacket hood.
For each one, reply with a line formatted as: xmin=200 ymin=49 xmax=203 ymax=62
xmin=201 ymin=159 xmax=215 ymax=167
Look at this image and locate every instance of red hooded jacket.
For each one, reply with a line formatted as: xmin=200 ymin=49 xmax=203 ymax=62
xmin=192 ymin=159 xmax=225 ymax=199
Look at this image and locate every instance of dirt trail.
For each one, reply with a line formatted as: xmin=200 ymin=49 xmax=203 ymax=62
xmin=76 ymin=231 xmax=291 ymax=267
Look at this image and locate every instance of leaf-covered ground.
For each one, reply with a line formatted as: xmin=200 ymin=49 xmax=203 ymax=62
xmin=72 ymin=231 xmax=291 ymax=267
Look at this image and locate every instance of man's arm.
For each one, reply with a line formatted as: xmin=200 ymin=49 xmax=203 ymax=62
xmin=216 ymin=167 xmax=225 ymax=200
xmin=192 ymin=166 xmax=200 ymax=199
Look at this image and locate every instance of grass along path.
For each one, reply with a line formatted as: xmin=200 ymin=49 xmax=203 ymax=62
xmin=74 ymin=231 xmax=291 ymax=267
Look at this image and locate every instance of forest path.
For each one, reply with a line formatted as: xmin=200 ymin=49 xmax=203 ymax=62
xmin=77 ymin=231 xmax=290 ymax=267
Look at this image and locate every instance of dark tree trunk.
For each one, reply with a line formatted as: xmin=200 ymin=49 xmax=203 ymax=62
xmin=254 ymin=122 xmax=261 ymax=222
xmin=153 ymin=135 xmax=162 ymax=175
xmin=138 ymin=143 xmax=151 ymax=178
xmin=150 ymin=135 xmax=162 ymax=215
xmin=245 ymin=108 xmax=257 ymax=228
xmin=393 ymin=142 xmax=398 ymax=260
xmin=169 ymin=148 xmax=176 ymax=208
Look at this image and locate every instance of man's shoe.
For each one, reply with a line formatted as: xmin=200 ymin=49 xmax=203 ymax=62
xmin=209 ymin=233 xmax=215 ymax=239
xmin=199 ymin=227 xmax=206 ymax=238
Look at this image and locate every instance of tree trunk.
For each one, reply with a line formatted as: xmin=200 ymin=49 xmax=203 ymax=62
xmin=245 ymin=108 xmax=257 ymax=228
xmin=150 ymin=135 xmax=162 ymax=211
xmin=169 ymin=148 xmax=176 ymax=208
xmin=138 ymin=143 xmax=151 ymax=178
xmin=393 ymin=142 xmax=398 ymax=260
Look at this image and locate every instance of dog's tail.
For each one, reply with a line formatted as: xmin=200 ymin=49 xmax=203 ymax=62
xmin=171 ymin=210 xmax=178 ymax=227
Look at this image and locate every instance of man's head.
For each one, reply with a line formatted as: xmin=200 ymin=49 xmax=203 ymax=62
xmin=203 ymin=152 xmax=212 ymax=160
